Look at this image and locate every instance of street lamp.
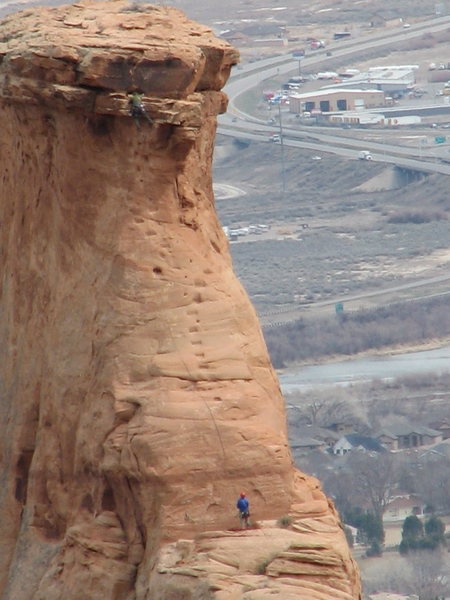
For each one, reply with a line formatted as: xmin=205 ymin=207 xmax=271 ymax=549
xmin=277 ymin=100 xmax=286 ymax=194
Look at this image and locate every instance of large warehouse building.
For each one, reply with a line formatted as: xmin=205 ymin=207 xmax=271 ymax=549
xmin=324 ymin=65 xmax=418 ymax=95
xmin=288 ymin=88 xmax=386 ymax=114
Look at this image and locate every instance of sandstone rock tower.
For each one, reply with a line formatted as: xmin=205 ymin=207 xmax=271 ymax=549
xmin=0 ymin=2 xmax=361 ymax=598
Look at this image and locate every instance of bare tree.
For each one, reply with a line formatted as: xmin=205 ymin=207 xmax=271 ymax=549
xmin=414 ymin=454 xmax=450 ymax=513
xmin=396 ymin=451 xmax=450 ymax=513
xmin=360 ymin=551 xmax=450 ymax=599
xmin=347 ymin=451 xmax=396 ymax=518
xmin=286 ymin=388 xmax=359 ymax=428
xmin=405 ymin=550 xmax=450 ymax=600
xmin=323 ymin=469 xmax=356 ymax=515
xmin=303 ymin=398 xmax=329 ymax=425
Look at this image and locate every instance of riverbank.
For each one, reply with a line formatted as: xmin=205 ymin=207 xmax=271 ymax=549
xmin=277 ymin=334 xmax=450 ymax=373
xmin=278 ymin=339 xmax=450 ymax=392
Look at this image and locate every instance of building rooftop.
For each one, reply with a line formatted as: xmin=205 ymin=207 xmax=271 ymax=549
xmin=419 ymin=439 xmax=450 ymax=459
xmin=385 ymin=495 xmax=423 ymax=510
xmin=292 ymin=425 xmax=340 ymax=441
xmin=323 ymin=67 xmax=416 ymax=92
xmin=377 ymin=424 xmax=441 ymax=438
xmin=291 ymin=437 xmax=324 ymax=448
xmin=289 ymin=88 xmax=383 ymax=100
xmin=336 ymin=434 xmax=386 ymax=452
xmin=368 ymin=65 xmax=419 ymax=72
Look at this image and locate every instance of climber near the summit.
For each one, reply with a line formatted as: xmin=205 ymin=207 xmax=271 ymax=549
xmin=128 ymin=90 xmax=153 ymax=128
xmin=236 ymin=492 xmax=250 ymax=529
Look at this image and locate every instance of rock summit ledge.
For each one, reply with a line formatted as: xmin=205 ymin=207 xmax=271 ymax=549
xmin=0 ymin=2 xmax=361 ymax=599
xmin=0 ymin=0 xmax=238 ymax=124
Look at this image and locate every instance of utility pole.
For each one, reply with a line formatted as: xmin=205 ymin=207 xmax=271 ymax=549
xmin=278 ymin=101 xmax=286 ymax=195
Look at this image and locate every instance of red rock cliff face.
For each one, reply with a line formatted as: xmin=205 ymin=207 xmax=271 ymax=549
xmin=0 ymin=2 xmax=361 ymax=599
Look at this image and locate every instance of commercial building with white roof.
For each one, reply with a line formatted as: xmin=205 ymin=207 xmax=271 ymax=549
xmin=323 ymin=65 xmax=418 ymax=95
xmin=289 ymin=88 xmax=386 ymax=114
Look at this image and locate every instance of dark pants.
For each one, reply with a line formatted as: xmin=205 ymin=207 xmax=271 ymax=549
xmin=239 ymin=511 xmax=249 ymax=528
xmin=130 ymin=105 xmax=153 ymax=127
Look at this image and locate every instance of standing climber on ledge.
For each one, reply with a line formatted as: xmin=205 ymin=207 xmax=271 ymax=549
xmin=128 ymin=90 xmax=153 ymax=128
xmin=236 ymin=492 xmax=250 ymax=529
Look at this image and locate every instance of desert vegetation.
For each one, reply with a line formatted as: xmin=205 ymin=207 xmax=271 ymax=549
xmin=216 ymin=137 xmax=450 ymax=319
xmin=265 ymin=294 xmax=450 ymax=367
xmin=360 ymin=549 xmax=450 ymax=600
xmin=386 ymin=208 xmax=448 ymax=224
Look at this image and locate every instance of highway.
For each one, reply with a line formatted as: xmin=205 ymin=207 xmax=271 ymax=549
xmin=259 ymin=274 xmax=450 ymax=328
xmin=218 ymin=15 xmax=450 ymax=174
xmin=218 ymin=122 xmax=450 ymax=175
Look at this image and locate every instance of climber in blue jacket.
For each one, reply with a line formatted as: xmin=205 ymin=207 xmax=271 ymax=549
xmin=236 ymin=492 xmax=250 ymax=529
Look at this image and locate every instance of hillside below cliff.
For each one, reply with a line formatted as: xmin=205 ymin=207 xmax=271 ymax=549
xmin=0 ymin=2 xmax=361 ymax=599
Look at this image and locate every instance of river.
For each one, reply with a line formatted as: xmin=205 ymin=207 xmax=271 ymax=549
xmin=279 ymin=344 xmax=450 ymax=393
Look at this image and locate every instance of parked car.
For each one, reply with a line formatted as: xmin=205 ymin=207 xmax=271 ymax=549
xmin=310 ymin=39 xmax=325 ymax=50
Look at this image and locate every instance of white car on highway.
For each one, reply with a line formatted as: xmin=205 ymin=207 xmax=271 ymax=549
xmin=358 ymin=150 xmax=373 ymax=160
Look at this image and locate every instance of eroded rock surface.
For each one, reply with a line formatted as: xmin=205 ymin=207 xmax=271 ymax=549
xmin=0 ymin=2 xmax=361 ymax=598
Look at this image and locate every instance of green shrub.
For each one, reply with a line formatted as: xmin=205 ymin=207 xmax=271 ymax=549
xmin=255 ymin=560 xmax=269 ymax=574
xmin=277 ymin=515 xmax=293 ymax=528
xmin=255 ymin=555 xmax=275 ymax=574
xmin=155 ymin=581 xmax=214 ymax=600
xmin=366 ymin=540 xmax=382 ymax=557
xmin=399 ymin=515 xmax=446 ymax=554
xmin=387 ymin=210 xmax=447 ymax=224
xmin=122 ymin=2 xmax=145 ymax=11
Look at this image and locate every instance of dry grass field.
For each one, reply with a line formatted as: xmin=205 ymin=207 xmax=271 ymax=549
xmin=171 ymin=0 xmax=441 ymax=30
xmin=215 ymin=136 xmax=450 ymax=314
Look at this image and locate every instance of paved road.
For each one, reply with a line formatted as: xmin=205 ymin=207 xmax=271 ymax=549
xmin=219 ymin=122 xmax=450 ymax=174
xmin=218 ymin=15 xmax=450 ymax=174
xmin=259 ymin=274 xmax=450 ymax=327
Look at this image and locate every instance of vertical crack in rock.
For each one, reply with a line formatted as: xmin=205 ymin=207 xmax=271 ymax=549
xmin=0 ymin=2 xmax=361 ymax=599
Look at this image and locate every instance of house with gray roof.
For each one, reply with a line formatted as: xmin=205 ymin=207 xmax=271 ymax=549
xmin=291 ymin=437 xmax=326 ymax=457
xmin=419 ymin=439 xmax=450 ymax=460
xmin=332 ymin=434 xmax=386 ymax=455
xmin=428 ymin=418 xmax=450 ymax=440
xmin=376 ymin=424 xmax=442 ymax=451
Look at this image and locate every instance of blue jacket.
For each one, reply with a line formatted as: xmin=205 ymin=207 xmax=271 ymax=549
xmin=237 ymin=497 xmax=249 ymax=513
